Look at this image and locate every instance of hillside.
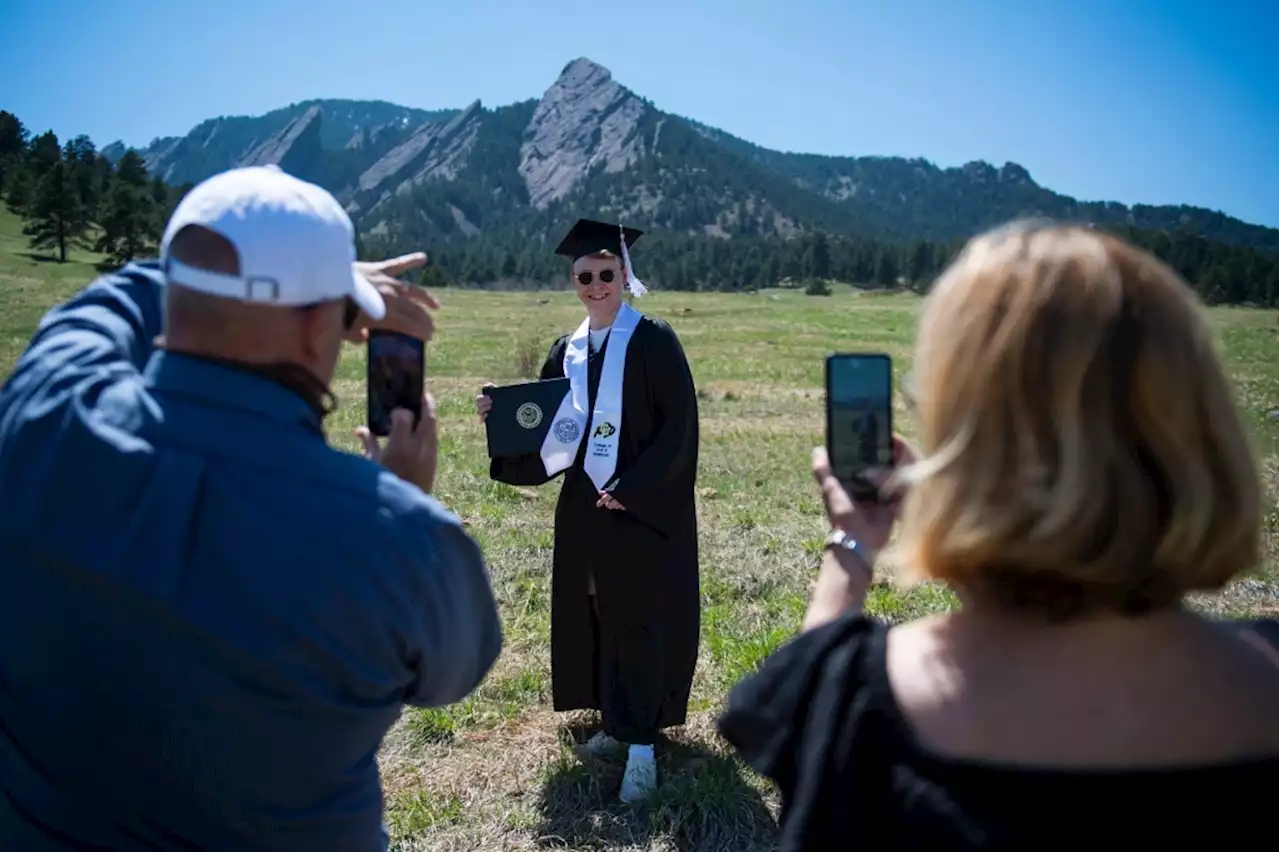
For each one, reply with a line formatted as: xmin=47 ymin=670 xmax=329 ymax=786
xmin=684 ymin=119 xmax=1277 ymax=246
xmin=98 ymin=57 xmax=1274 ymax=255
xmin=3 ymin=58 xmax=1274 ymax=303
xmin=102 ymin=99 xmax=459 ymax=188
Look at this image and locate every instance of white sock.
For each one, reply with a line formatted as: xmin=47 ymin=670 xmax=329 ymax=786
xmin=628 ymin=744 xmax=654 ymax=762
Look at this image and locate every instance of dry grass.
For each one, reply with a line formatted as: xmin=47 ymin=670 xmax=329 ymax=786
xmin=1 ymin=210 xmax=1275 ymax=851
xmin=378 ymin=709 xmax=779 ymax=852
xmin=335 ymin=288 xmax=1273 ymax=851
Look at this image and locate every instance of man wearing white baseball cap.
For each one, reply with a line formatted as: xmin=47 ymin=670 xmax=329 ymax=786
xmin=0 ymin=166 xmax=502 ymax=852
xmin=163 ymin=164 xmax=389 ymax=320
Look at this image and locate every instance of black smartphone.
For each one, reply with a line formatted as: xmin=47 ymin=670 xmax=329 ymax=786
xmin=367 ymin=330 xmax=425 ymax=437
xmin=825 ymin=353 xmax=894 ymax=501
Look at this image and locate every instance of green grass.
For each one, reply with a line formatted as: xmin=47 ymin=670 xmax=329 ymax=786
xmin=1 ymin=207 xmax=1276 ymax=851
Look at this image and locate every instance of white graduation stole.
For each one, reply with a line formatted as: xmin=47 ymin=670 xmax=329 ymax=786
xmin=539 ymin=303 xmax=641 ymax=490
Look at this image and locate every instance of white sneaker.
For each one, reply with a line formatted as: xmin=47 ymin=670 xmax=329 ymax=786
xmin=580 ymin=730 xmax=625 ymax=758
xmin=619 ymin=746 xmax=657 ymax=803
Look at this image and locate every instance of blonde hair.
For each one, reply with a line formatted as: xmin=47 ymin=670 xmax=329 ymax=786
xmin=895 ymin=221 xmax=1262 ymax=620
xmin=572 ymin=250 xmax=622 ymax=267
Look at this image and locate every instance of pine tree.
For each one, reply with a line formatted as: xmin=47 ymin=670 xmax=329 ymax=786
xmin=94 ymin=180 xmax=156 ymax=266
xmin=149 ymin=175 xmax=178 ymax=231
xmin=874 ymin=248 xmax=899 ymax=288
xmin=0 ymin=110 xmax=29 ymax=195
xmin=92 ymin=153 xmax=116 ymax=209
xmin=0 ymin=111 xmax=26 ymax=159
xmin=419 ymin=265 xmax=449 ymax=289
xmin=805 ymin=232 xmax=831 ymax=280
xmin=94 ymin=150 xmax=160 ymax=266
xmin=763 ymin=254 xmax=781 ymax=289
xmin=63 ymin=135 xmax=101 ymax=217
xmin=906 ymin=240 xmax=934 ymax=285
xmin=500 ymin=251 xmax=517 ymax=278
xmin=5 ymin=164 xmax=34 ymax=216
xmin=1200 ymin=266 xmax=1229 ymax=306
xmin=23 ymin=160 xmax=90 ymax=262
xmin=27 ymin=130 xmax=61 ymax=179
xmin=1265 ymin=264 xmax=1279 ymax=309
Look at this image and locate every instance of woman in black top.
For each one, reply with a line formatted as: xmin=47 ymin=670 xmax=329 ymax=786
xmin=717 ymin=221 xmax=1278 ymax=850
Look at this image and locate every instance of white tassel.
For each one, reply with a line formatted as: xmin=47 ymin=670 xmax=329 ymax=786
xmin=618 ymin=224 xmax=648 ymax=298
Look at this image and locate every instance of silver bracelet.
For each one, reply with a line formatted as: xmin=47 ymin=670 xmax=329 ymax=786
xmin=823 ymin=529 xmax=875 ymax=579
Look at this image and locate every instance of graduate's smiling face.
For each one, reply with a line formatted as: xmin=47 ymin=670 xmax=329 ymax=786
xmin=573 ymin=252 xmax=624 ymax=315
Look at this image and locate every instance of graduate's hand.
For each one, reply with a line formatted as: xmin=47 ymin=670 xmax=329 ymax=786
xmin=356 ymin=392 xmax=439 ymax=493
xmin=812 ymin=435 xmax=915 ymax=554
xmin=597 ymin=491 xmax=625 ymax=511
xmin=345 ymin=253 xmax=439 ymax=345
xmin=475 ymin=382 xmax=495 ymax=423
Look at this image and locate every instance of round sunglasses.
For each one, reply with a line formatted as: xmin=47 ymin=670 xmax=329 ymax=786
xmin=576 ymin=269 xmax=616 ymax=286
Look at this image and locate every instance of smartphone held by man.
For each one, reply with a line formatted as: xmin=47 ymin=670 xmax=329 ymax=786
xmin=367 ymin=330 xmax=425 ymax=437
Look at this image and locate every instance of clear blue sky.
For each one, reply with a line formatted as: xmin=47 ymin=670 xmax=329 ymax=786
xmin=2 ymin=0 xmax=1275 ymax=227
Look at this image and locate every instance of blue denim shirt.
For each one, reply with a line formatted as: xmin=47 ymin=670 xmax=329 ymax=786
xmin=0 ymin=262 xmax=502 ymax=851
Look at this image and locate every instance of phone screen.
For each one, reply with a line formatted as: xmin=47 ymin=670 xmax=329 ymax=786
xmin=367 ymin=331 xmax=425 ymax=437
xmin=825 ymin=353 xmax=893 ymax=499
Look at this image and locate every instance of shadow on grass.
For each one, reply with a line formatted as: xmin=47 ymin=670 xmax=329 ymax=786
xmin=536 ymin=719 xmax=778 ymax=852
xmin=20 ymin=252 xmax=63 ymax=264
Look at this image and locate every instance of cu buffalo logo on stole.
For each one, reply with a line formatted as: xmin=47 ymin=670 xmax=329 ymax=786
xmin=593 ymin=422 xmax=617 ymax=439
xmin=553 ymin=417 xmax=580 ymax=443
xmin=516 ymin=402 xmax=543 ymax=429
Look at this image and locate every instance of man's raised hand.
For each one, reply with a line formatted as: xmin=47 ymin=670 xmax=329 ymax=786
xmin=346 ymin=253 xmax=438 ymax=344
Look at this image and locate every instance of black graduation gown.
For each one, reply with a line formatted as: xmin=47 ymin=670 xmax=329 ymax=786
xmin=489 ymin=314 xmax=700 ymax=744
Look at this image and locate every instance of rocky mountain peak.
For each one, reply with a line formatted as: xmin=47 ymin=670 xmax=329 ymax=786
xmin=556 ymin=57 xmax=615 ymax=89
xmin=997 ymin=161 xmax=1035 ymax=185
xmin=98 ymin=59 xmax=1274 ymax=254
xmin=231 ymin=105 xmax=325 ymax=186
xmin=960 ymin=160 xmax=997 ymax=181
xmin=100 ymin=140 xmax=128 ymax=164
xmin=238 ymin=105 xmax=322 ymax=170
xmin=518 ymin=57 xmax=648 ymax=209
xmin=349 ymin=100 xmax=485 ymax=214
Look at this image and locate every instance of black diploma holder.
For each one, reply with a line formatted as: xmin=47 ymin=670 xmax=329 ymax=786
xmin=482 ymin=377 xmax=573 ymax=458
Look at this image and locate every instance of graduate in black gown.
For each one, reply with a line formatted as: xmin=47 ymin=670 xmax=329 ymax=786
xmin=475 ymin=219 xmax=700 ymax=803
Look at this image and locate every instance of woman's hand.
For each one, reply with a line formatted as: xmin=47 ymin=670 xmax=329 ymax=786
xmin=811 ymin=435 xmax=917 ymax=555
xmin=475 ymin=382 xmax=495 ymax=423
xmin=802 ymin=436 xmax=918 ymax=631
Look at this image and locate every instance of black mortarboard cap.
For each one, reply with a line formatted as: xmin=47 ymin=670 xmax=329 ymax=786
xmin=554 ymin=218 xmax=644 ymax=260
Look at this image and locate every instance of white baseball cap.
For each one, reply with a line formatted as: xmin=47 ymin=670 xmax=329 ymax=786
xmin=159 ymin=165 xmax=385 ymax=320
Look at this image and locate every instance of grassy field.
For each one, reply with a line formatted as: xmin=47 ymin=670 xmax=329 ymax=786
xmin=1 ymin=209 xmax=1276 ymax=851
